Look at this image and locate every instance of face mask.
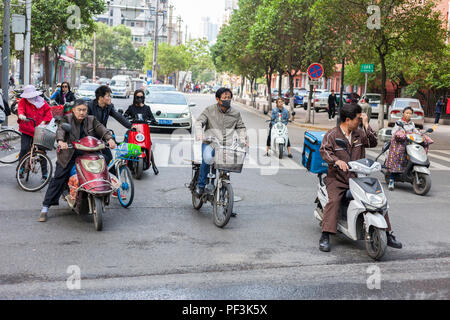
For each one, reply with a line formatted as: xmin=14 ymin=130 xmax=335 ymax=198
xmin=221 ymin=100 xmax=231 ymax=108
xmin=136 ymin=96 xmax=145 ymax=104
xmin=27 ymin=96 xmax=45 ymax=109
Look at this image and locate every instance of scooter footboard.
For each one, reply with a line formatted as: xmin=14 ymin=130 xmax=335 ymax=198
xmin=364 ymin=212 xmax=388 ymax=232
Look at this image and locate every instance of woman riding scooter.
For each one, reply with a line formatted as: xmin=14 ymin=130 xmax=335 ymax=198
xmin=385 ymin=106 xmax=433 ymax=191
xmin=124 ymin=89 xmax=159 ymax=175
xmin=39 ymin=99 xmax=116 ymax=222
xmin=265 ymin=97 xmax=293 ymax=158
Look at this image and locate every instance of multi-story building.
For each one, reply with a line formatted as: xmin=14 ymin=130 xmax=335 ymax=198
xmin=201 ymin=17 xmax=218 ymax=44
xmin=96 ymin=0 xmax=169 ymax=47
xmin=223 ymin=0 xmax=238 ymax=25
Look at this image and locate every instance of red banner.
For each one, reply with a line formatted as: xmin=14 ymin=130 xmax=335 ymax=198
xmin=446 ymin=98 xmax=450 ymax=114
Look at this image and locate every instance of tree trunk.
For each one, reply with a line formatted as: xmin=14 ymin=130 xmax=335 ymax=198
xmin=240 ymin=75 xmax=245 ymax=99
xmin=265 ymin=68 xmax=273 ymax=114
xmin=288 ymin=72 xmax=295 ymax=120
xmin=278 ymin=71 xmax=283 ymax=95
xmin=250 ymin=77 xmax=256 ymax=108
xmin=378 ymin=51 xmax=386 ymax=130
xmin=43 ymin=46 xmax=50 ymax=87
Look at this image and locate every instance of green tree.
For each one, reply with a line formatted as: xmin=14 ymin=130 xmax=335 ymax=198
xmin=313 ymin=0 xmax=447 ymax=128
xmin=31 ymin=0 xmax=105 ymax=86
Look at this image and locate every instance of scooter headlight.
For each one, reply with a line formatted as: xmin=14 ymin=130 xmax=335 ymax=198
xmin=81 ymin=159 xmax=105 ymax=174
xmin=363 ymin=194 xmax=387 ymax=212
xmin=135 ymin=133 xmax=145 ymax=142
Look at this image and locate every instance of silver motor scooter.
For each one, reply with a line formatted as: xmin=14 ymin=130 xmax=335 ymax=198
xmin=314 ymin=140 xmax=390 ymax=260
xmin=377 ymin=122 xmax=434 ymax=196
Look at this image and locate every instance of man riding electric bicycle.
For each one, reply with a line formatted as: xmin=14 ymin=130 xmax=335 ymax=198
xmin=318 ymin=103 xmax=402 ymax=252
xmin=194 ymin=88 xmax=248 ymax=199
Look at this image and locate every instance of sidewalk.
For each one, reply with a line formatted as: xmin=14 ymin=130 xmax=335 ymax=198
xmin=234 ymin=96 xmax=450 ymax=132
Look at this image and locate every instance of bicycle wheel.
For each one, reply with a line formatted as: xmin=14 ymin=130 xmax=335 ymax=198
xmin=213 ymin=181 xmax=234 ymax=228
xmin=16 ymin=150 xmax=53 ymax=192
xmin=117 ymin=164 xmax=134 ymax=208
xmin=0 ymin=129 xmax=22 ymax=164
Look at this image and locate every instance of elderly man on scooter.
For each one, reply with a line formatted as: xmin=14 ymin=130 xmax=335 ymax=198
xmin=39 ymin=99 xmax=116 ymax=222
xmin=265 ymin=97 xmax=293 ymax=157
xmin=318 ymin=103 xmax=402 ymax=252
xmin=194 ymin=87 xmax=248 ymax=197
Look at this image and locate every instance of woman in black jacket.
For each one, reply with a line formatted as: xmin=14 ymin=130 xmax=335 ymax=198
xmin=124 ymin=89 xmax=156 ymax=123
xmin=124 ymin=89 xmax=159 ymax=175
xmin=54 ymin=82 xmax=76 ymax=106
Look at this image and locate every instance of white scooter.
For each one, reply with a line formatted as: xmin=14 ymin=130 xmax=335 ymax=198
xmin=266 ymin=113 xmax=291 ymax=159
xmin=377 ymin=121 xmax=434 ymax=196
xmin=314 ymin=139 xmax=390 ymax=260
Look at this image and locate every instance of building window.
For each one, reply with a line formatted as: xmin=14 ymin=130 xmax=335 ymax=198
xmin=131 ymin=22 xmax=135 ymax=27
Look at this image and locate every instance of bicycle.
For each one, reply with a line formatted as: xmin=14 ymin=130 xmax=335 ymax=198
xmin=187 ymin=137 xmax=246 ymax=228
xmin=108 ymin=131 xmax=138 ymax=208
xmin=16 ymin=118 xmax=53 ymax=192
xmin=0 ymin=128 xmax=22 ymax=164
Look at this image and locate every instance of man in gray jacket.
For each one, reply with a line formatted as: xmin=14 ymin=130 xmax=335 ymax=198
xmin=194 ymin=87 xmax=247 ymax=196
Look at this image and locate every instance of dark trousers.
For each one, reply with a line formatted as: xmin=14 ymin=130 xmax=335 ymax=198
xmin=328 ymin=105 xmax=336 ymax=119
xmin=435 ymin=113 xmax=441 ymax=124
xmin=43 ymin=156 xmax=76 ymax=207
xmin=266 ymin=126 xmax=291 ymax=147
xmin=322 ymin=181 xmax=392 ymax=234
xmin=19 ymin=133 xmax=48 ymax=176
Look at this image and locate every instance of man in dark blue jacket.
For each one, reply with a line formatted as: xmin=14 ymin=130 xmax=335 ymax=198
xmin=88 ymin=85 xmax=132 ymax=171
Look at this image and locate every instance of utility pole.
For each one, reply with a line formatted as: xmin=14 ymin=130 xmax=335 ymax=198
xmin=92 ymin=32 xmax=96 ymax=81
xmin=337 ymin=57 xmax=345 ymax=126
xmin=2 ymin=0 xmax=11 ymax=126
xmin=152 ymin=0 xmax=160 ymax=84
xmin=185 ymin=24 xmax=187 ymax=44
xmin=168 ymin=5 xmax=173 ymax=45
xmin=24 ymin=0 xmax=31 ymax=85
xmin=177 ymin=16 xmax=182 ymax=45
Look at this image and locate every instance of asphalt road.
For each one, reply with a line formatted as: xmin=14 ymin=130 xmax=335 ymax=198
xmin=0 ymin=94 xmax=449 ymax=300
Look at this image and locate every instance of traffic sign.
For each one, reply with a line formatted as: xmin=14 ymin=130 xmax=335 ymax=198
xmin=360 ymin=64 xmax=374 ymax=73
xmin=308 ymin=63 xmax=324 ymax=79
xmin=309 ymin=80 xmax=322 ymax=86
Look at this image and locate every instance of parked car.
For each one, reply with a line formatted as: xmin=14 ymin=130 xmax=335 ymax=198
xmin=110 ymin=75 xmax=133 ymax=98
xmin=359 ymin=93 xmax=387 ymax=118
xmin=388 ymin=98 xmax=424 ymax=128
xmin=146 ymin=91 xmax=196 ymax=133
xmin=313 ymin=91 xmax=332 ymax=112
xmin=75 ymin=83 xmax=100 ymax=101
xmin=97 ymin=78 xmax=111 ymax=86
xmin=302 ymin=89 xmax=324 ymax=110
xmin=270 ymin=89 xmax=280 ymax=102
xmin=343 ymin=92 xmax=361 ymax=103
xmin=283 ymin=88 xmax=306 ymax=107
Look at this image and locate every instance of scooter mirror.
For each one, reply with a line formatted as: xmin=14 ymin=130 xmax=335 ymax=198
xmin=61 ymin=123 xmax=72 ymax=133
xmin=395 ymin=120 xmax=404 ymax=128
xmin=336 ymin=138 xmax=348 ymax=150
xmin=291 ymin=111 xmax=296 ymax=116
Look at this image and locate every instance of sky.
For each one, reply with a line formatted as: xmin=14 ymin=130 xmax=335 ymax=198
xmin=170 ymin=0 xmax=225 ymax=40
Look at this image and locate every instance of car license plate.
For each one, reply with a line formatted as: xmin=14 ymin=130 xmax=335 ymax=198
xmin=158 ymin=119 xmax=172 ymax=125
xmin=370 ymin=103 xmax=378 ymax=107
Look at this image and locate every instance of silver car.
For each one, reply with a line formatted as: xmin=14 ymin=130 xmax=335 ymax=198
xmin=359 ymin=93 xmax=387 ymax=118
xmin=387 ymin=98 xmax=425 ymax=129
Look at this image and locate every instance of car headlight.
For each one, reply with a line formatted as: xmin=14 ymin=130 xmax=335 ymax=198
xmin=81 ymin=159 xmax=105 ymax=174
xmin=180 ymin=112 xmax=190 ymax=118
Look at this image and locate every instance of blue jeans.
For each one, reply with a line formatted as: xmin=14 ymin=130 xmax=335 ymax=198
xmin=197 ymin=143 xmax=215 ymax=188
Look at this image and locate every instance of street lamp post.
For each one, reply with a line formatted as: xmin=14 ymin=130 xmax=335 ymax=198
xmin=152 ymin=0 xmax=159 ymax=84
xmin=2 ymin=0 xmax=11 ymax=126
xmin=23 ymin=0 xmax=31 ymax=85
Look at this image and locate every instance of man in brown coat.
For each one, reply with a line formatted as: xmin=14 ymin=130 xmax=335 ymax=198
xmin=318 ymin=103 xmax=402 ymax=252
xmin=39 ymin=100 xmax=116 ymax=222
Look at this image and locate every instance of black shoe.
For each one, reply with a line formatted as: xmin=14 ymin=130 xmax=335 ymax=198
xmin=288 ymin=154 xmax=293 ymax=158
xmin=387 ymin=232 xmax=402 ymax=249
xmin=153 ymin=166 xmax=159 ymax=175
xmin=319 ymin=233 xmax=331 ymax=252
xmin=231 ymin=212 xmax=237 ymax=217
xmin=194 ymin=186 xmax=204 ymax=197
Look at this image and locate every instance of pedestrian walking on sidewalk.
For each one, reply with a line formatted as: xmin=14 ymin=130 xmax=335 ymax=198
xmin=435 ymin=96 xmax=444 ymax=124
xmin=359 ymin=98 xmax=372 ymax=120
xmin=327 ymin=90 xmax=338 ymax=120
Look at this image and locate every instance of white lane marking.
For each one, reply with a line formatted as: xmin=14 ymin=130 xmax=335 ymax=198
xmin=434 ymin=150 xmax=450 ymax=156
xmin=428 ymin=152 xmax=450 ymax=162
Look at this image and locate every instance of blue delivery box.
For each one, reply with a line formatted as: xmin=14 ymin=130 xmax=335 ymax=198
xmin=302 ymin=131 xmax=328 ymax=174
